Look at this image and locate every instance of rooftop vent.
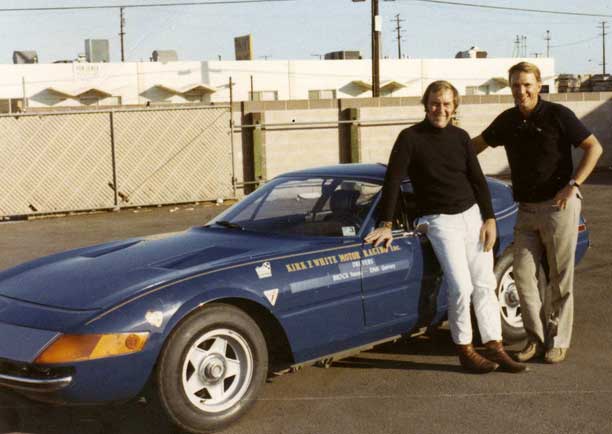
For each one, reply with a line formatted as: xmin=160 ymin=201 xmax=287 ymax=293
xmin=13 ymin=51 xmax=38 ymax=64
xmin=85 ymin=39 xmax=110 ymax=63
xmin=152 ymin=50 xmax=178 ymax=62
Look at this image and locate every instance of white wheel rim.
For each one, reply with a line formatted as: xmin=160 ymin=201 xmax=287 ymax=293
xmin=497 ymin=266 xmax=524 ymax=330
xmin=181 ymin=328 xmax=254 ymax=413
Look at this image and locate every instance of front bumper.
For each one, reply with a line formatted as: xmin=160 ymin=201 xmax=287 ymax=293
xmin=0 ymin=358 xmax=73 ymax=393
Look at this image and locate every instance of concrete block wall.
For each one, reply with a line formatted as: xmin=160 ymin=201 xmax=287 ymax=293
xmin=240 ymin=100 xmax=342 ymax=185
xmin=260 ymin=108 xmax=340 ymax=179
xmin=358 ymin=105 xmax=424 ymax=165
xmin=238 ymin=93 xmax=611 ymax=190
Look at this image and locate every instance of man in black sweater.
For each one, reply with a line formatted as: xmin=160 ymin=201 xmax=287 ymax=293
xmin=366 ymin=81 xmax=525 ymax=373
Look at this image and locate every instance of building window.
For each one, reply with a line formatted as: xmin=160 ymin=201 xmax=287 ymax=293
xmin=308 ymin=89 xmax=337 ymax=100
xmin=465 ymin=85 xmax=490 ymax=96
xmin=249 ymin=91 xmax=278 ymax=101
xmin=184 ymin=92 xmax=205 ymax=103
xmin=0 ymin=99 xmax=10 ymax=113
xmin=79 ymin=96 xmax=122 ymax=106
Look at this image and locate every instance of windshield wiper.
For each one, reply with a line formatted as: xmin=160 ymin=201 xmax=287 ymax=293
xmin=214 ymin=220 xmax=244 ymax=230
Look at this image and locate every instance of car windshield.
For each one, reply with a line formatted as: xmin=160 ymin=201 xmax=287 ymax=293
xmin=209 ymin=177 xmax=381 ymax=237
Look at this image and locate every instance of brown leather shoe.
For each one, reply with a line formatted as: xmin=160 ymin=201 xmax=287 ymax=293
xmin=456 ymin=344 xmax=499 ymax=373
xmin=484 ymin=341 xmax=529 ymax=373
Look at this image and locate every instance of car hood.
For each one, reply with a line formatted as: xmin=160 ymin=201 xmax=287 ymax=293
xmin=0 ymin=227 xmax=305 ymax=310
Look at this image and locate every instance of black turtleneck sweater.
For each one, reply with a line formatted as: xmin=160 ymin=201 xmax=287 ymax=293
xmin=379 ymin=118 xmax=495 ymax=222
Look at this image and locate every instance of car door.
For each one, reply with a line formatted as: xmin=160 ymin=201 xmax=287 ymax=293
xmin=361 ymin=183 xmax=444 ymax=329
xmin=253 ymin=178 xmax=379 ymax=361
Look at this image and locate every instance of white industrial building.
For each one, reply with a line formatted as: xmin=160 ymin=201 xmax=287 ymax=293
xmin=0 ymin=57 xmax=555 ymax=112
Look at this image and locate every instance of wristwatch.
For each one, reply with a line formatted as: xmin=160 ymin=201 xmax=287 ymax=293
xmin=378 ymin=221 xmax=393 ymax=229
xmin=569 ymin=179 xmax=581 ymax=188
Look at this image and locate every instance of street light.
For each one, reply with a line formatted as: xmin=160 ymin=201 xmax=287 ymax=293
xmin=352 ymin=0 xmax=394 ymax=97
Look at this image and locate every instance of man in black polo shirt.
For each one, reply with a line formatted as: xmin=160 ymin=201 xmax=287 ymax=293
xmin=472 ymin=62 xmax=603 ymax=364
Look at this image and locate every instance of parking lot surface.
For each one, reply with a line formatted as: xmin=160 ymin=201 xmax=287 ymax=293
xmin=1 ymin=171 xmax=611 ymax=434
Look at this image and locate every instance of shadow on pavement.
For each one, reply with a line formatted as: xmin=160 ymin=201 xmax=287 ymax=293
xmin=332 ymin=357 xmax=463 ymax=373
xmin=583 ymin=169 xmax=612 ymax=186
xmin=0 ymin=390 xmax=179 ymax=434
xmin=328 ymin=328 xmax=463 ymax=373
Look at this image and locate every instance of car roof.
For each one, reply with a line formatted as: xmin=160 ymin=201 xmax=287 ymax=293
xmin=279 ymin=163 xmax=388 ymax=181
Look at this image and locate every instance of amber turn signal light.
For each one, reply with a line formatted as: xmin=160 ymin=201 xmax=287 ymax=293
xmin=35 ymin=332 xmax=149 ymax=364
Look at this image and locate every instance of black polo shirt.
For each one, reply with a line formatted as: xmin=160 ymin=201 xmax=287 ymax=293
xmin=482 ymin=98 xmax=591 ymax=203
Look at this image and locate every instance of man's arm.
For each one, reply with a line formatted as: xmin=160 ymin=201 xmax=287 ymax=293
xmin=554 ymin=134 xmax=604 ymax=208
xmin=471 ymin=135 xmax=490 ymax=154
xmin=365 ymin=132 xmax=411 ymax=248
xmin=573 ymin=134 xmax=604 ymax=185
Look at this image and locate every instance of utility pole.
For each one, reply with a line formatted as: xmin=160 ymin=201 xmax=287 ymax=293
xmin=392 ymin=14 xmax=404 ymax=59
xmin=119 ymin=7 xmax=126 ymax=62
xmin=371 ymin=0 xmax=381 ymax=96
xmin=545 ymin=30 xmax=551 ymax=57
xmin=522 ymin=35 xmax=527 ymax=57
xmin=353 ymin=0 xmax=392 ymax=96
xmin=600 ymin=21 xmax=608 ymax=75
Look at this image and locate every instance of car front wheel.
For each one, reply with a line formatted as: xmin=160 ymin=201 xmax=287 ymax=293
xmin=156 ymin=303 xmax=268 ymax=434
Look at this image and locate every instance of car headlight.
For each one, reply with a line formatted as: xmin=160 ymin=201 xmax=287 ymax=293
xmin=34 ymin=332 xmax=149 ymax=364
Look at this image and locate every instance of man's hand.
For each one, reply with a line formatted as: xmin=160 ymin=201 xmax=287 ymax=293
xmin=554 ymin=184 xmax=578 ymax=209
xmin=479 ymin=218 xmax=496 ymax=252
xmin=364 ymin=227 xmax=393 ymax=248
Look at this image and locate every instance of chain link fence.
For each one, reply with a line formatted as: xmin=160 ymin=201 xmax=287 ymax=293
xmin=0 ymin=106 xmax=234 ymax=217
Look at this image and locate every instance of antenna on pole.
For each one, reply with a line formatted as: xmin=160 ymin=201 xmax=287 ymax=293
xmin=392 ymin=14 xmax=405 ymax=59
xmin=513 ymin=35 xmax=520 ymax=57
xmin=119 ymin=7 xmax=126 ymax=62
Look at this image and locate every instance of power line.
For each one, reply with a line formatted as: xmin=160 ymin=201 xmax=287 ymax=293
xmin=0 ymin=0 xmax=292 ymax=13
xmin=549 ymin=36 xmax=599 ymax=49
xmin=404 ymin=0 xmax=612 ymax=18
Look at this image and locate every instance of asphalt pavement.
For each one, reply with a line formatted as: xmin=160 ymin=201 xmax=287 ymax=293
xmin=0 ymin=171 xmax=611 ymax=434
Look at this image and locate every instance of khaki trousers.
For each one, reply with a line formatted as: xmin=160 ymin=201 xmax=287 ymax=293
xmin=513 ymin=193 xmax=581 ymax=349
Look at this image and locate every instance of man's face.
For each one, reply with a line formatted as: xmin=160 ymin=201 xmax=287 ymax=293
xmin=510 ymin=71 xmax=542 ymax=114
xmin=426 ymin=89 xmax=455 ymax=129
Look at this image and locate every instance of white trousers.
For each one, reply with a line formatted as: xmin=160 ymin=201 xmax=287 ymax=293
xmin=418 ymin=204 xmax=502 ymax=345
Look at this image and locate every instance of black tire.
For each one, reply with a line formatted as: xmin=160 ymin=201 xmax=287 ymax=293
xmin=156 ymin=303 xmax=268 ymax=434
xmin=494 ymin=249 xmax=548 ymax=343
xmin=494 ymin=250 xmax=526 ymax=343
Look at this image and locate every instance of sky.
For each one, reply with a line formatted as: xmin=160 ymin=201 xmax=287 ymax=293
xmin=0 ymin=0 xmax=610 ymax=74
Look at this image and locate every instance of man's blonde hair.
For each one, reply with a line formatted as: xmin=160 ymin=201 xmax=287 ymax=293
xmin=421 ymin=80 xmax=459 ymax=110
xmin=508 ymin=62 xmax=542 ymax=83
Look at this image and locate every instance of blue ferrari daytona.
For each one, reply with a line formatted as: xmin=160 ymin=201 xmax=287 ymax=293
xmin=0 ymin=164 xmax=589 ymax=433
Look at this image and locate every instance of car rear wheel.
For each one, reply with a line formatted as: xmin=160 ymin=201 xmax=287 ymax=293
xmin=494 ymin=249 xmax=548 ymax=343
xmin=156 ymin=303 xmax=268 ymax=434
